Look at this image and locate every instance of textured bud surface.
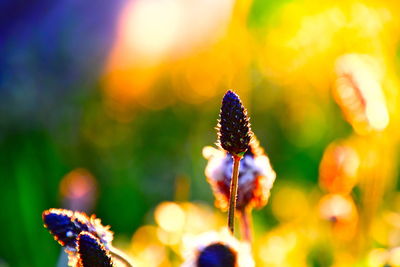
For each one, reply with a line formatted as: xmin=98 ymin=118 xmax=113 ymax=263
xmin=218 ymin=90 xmax=252 ymax=155
xmin=78 ymin=232 xmax=114 ymax=267
xmin=42 ymin=208 xmax=113 ymax=253
xmin=42 ymin=209 xmax=90 ymax=250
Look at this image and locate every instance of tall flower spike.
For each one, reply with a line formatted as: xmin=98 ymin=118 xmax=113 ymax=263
xmin=218 ymin=90 xmax=252 ymax=156
xmin=217 ymin=90 xmax=252 ymax=234
xmin=43 ymin=209 xmax=133 ymax=267
xmin=77 ymin=232 xmax=114 ymax=267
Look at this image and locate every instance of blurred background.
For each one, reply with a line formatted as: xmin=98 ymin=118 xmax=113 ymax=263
xmin=1 ymin=0 xmax=400 ymax=266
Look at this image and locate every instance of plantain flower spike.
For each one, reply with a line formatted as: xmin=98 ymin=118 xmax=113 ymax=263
xmin=77 ymin=232 xmax=114 ymax=267
xmin=42 ymin=208 xmax=113 ymax=266
xmin=217 ymin=90 xmax=252 ymax=156
xmin=42 ymin=208 xmax=113 ymax=252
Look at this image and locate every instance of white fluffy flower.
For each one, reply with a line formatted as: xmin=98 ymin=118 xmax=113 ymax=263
xmin=181 ymin=228 xmax=255 ymax=267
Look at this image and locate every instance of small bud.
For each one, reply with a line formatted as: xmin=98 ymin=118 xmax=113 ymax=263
xmin=197 ymin=243 xmax=236 ymax=267
xmin=217 ymin=90 xmax=252 ymax=156
xmin=77 ymin=232 xmax=114 ymax=267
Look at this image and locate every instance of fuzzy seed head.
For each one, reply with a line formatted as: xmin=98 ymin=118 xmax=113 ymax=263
xmin=217 ymin=90 xmax=252 ymax=156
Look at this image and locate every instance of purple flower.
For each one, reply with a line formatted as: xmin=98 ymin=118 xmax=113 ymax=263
xmin=42 ymin=208 xmax=114 ymax=266
xmin=217 ymin=90 xmax=252 ymax=156
xmin=42 ymin=209 xmax=113 ymax=252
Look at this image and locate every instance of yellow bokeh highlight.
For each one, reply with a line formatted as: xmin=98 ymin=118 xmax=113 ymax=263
xmin=155 ymin=202 xmax=186 ymax=233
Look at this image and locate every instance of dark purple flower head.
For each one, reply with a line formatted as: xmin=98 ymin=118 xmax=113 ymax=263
xmin=42 ymin=209 xmax=90 ymax=250
xmin=197 ymin=243 xmax=237 ymax=267
xmin=217 ymin=90 xmax=252 ymax=156
xmin=42 ymin=209 xmax=113 ymax=253
xmin=77 ymin=232 xmax=114 ymax=267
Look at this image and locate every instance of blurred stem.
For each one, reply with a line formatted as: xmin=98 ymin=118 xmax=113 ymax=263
xmin=239 ymin=208 xmax=252 ymax=243
xmin=110 ymin=247 xmax=133 ymax=267
xmin=228 ymin=155 xmax=242 ymax=234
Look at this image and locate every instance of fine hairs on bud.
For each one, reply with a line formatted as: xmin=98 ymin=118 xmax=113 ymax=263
xmin=42 ymin=208 xmax=134 ymax=267
xmin=42 ymin=208 xmax=113 ymax=252
xmin=42 ymin=209 xmax=91 ymax=250
xmin=217 ymin=90 xmax=252 ymax=156
xmin=77 ymin=232 xmax=114 ymax=267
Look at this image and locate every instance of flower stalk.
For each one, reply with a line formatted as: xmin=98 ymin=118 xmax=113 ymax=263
xmin=217 ymin=90 xmax=252 ymax=235
xmin=238 ymin=208 xmax=252 ymax=243
xmin=109 ymin=247 xmax=134 ymax=267
xmin=228 ymin=154 xmax=242 ymax=234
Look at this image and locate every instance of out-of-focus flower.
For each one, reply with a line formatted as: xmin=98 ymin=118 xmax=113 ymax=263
xmin=128 ymin=225 xmax=170 ymax=267
xmin=59 ymin=168 xmax=98 ymax=212
xmin=367 ymin=248 xmax=388 ymax=267
xmin=203 ymin=138 xmax=276 ymax=211
xmin=255 ymin=226 xmax=307 ymax=267
xmin=271 ymin=185 xmax=310 ymax=222
xmin=319 ymin=141 xmax=360 ymax=194
xmin=77 ymin=232 xmax=114 ymax=267
xmin=367 ymin=247 xmax=400 ymax=267
xmin=217 ymin=90 xmax=252 ymax=156
xmin=42 ymin=209 xmax=113 ymax=265
xmin=319 ymin=194 xmax=357 ymax=223
xmin=371 ymin=209 xmax=400 ymax=248
xmin=318 ymin=194 xmax=358 ymax=240
xmin=181 ymin=228 xmax=254 ymax=267
xmin=128 ymin=202 xmax=225 ymax=267
xmin=334 ymin=53 xmax=389 ymax=134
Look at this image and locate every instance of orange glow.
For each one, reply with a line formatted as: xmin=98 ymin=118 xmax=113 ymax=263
xmin=319 ymin=194 xmax=355 ymax=222
xmin=103 ymin=0 xmax=237 ymax=114
xmin=318 ymin=194 xmax=358 ymax=240
xmin=319 ymin=142 xmax=360 ymax=194
xmin=59 ymin=168 xmax=97 ymax=211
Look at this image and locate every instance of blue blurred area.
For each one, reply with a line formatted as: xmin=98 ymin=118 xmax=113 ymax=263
xmin=0 ymin=1 xmax=124 ymax=266
xmin=0 ymin=0 xmax=123 ymax=126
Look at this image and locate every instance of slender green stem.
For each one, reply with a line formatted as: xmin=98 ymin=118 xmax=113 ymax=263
xmin=109 ymin=247 xmax=134 ymax=267
xmin=228 ymin=155 xmax=242 ymax=234
xmin=239 ymin=208 xmax=252 ymax=243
